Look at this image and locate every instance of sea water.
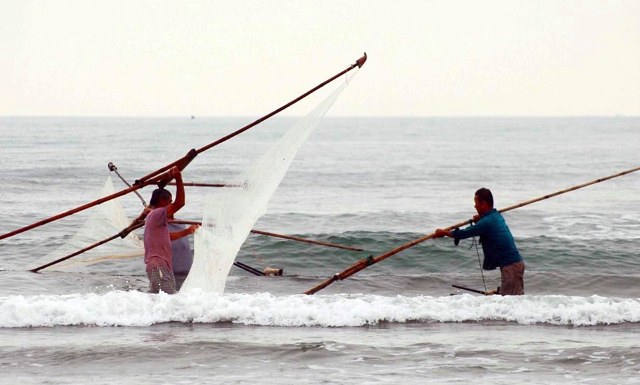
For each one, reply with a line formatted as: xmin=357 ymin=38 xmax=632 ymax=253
xmin=1 ymin=116 xmax=639 ymax=384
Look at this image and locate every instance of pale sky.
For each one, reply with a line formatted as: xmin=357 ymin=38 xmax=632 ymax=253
xmin=1 ymin=0 xmax=639 ymax=117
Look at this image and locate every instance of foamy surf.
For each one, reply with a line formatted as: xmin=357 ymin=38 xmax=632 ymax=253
xmin=1 ymin=291 xmax=639 ymax=328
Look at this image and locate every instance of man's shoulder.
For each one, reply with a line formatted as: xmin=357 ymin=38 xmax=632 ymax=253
xmin=477 ymin=209 xmax=506 ymax=229
xmin=485 ymin=209 xmax=502 ymax=219
xmin=479 ymin=209 xmax=499 ymax=222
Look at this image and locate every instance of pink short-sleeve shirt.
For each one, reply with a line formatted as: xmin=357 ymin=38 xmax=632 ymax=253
xmin=144 ymin=207 xmax=172 ymax=273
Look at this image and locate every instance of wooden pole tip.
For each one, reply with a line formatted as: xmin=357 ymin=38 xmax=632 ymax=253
xmin=356 ymin=52 xmax=367 ymax=68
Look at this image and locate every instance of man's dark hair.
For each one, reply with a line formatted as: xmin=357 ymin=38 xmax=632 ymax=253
xmin=475 ymin=188 xmax=494 ymax=207
xmin=149 ymin=188 xmax=172 ymax=207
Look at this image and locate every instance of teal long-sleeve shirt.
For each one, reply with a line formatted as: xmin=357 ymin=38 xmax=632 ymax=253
xmin=452 ymin=209 xmax=522 ymax=270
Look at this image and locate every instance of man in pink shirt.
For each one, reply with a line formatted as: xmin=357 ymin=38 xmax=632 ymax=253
xmin=144 ymin=166 xmax=192 ymax=294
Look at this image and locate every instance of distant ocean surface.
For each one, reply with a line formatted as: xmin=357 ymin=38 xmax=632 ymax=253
xmin=1 ymin=116 xmax=639 ymax=384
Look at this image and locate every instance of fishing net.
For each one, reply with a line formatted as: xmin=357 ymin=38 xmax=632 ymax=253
xmin=180 ymin=75 xmax=353 ymax=293
xmin=28 ymin=71 xmax=355 ymax=288
xmin=29 ymin=176 xmax=144 ymax=272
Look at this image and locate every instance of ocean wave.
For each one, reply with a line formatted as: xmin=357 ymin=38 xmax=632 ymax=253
xmin=1 ymin=291 xmax=639 ymax=328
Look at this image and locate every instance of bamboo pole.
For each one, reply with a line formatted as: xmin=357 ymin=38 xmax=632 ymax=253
xmin=250 ymin=229 xmax=363 ymax=252
xmin=452 ymin=284 xmax=489 ymax=295
xmin=132 ymin=53 xmax=367 ymax=186
xmin=167 ymin=182 xmax=228 ymax=188
xmin=30 ymin=220 xmax=266 ymax=275
xmin=234 ymin=261 xmax=265 ymax=276
xmin=30 ymin=221 xmax=145 ymax=272
xmin=170 ymin=220 xmax=364 ymax=252
xmin=0 ymin=174 xmax=166 ymax=242
xmin=304 ymin=165 xmax=640 ymax=295
xmin=1 ymin=53 xmax=368 ymax=242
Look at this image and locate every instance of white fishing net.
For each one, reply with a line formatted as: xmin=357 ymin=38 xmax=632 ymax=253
xmin=28 ymin=72 xmax=355 ymax=288
xmin=30 ymin=176 xmax=143 ymax=272
xmin=180 ymin=76 xmax=353 ymax=293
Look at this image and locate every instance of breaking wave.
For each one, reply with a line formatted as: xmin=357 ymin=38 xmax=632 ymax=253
xmin=1 ymin=290 xmax=639 ymax=328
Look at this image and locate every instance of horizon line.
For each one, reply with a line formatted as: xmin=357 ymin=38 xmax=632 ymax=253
xmin=1 ymin=114 xmax=638 ymax=119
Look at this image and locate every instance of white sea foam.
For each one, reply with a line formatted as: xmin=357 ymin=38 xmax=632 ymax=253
xmin=538 ymin=214 xmax=640 ymax=241
xmin=1 ymin=291 xmax=639 ymax=328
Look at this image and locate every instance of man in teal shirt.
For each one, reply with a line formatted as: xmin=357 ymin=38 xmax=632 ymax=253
xmin=435 ymin=188 xmax=525 ymax=295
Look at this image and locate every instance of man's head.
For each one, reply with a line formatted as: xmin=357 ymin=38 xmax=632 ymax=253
xmin=149 ymin=188 xmax=173 ymax=208
xmin=474 ymin=188 xmax=494 ymax=216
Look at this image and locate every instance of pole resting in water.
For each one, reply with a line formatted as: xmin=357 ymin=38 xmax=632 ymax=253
xmin=304 ymin=165 xmax=640 ymax=295
xmin=169 ymin=220 xmax=364 ymax=252
xmin=451 ymin=284 xmax=494 ymax=296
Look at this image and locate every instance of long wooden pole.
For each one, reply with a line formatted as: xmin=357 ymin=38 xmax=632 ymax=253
xmin=170 ymin=220 xmax=364 ymax=252
xmin=250 ymin=229 xmax=363 ymax=252
xmin=132 ymin=53 xmax=367 ymax=186
xmin=30 ymin=220 xmax=265 ymax=275
xmin=304 ymin=165 xmax=640 ymax=295
xmin=168 ymin=182 xmax=228 ymax=188
xmin=1 ymin=53 xmax=368 ymax=242
xmin=234 ymin=261 xmax=265 ymax=276
xmin=30 ymin=221 xmax=145 ymax=272
xmin=452 ymin=284 xmax=489 ymax=295
xmin=0 ymin=176 xmax=164 ymax=242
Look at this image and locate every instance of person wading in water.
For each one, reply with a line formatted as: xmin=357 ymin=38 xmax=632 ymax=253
xmin=435 ymin=188 xmax=525 ymax=295
xmin=143 ymin=167 xmax=194 ymax=294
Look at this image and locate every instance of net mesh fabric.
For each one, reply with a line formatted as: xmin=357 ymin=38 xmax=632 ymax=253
xmin=30 ymin=176 xmax=143 ymax=272
xmin=181 ymin=77 xmax=352 ymax=293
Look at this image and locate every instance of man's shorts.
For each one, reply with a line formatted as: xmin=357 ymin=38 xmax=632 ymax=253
xmin=500 ymin=260 xmax=525 ymax=295
xmin=146 ymin=266 xmax=176 ymax=294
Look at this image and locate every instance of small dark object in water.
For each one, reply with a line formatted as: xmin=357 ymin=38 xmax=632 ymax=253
xmin=263 ymin=267 xmax=283 ymax=276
